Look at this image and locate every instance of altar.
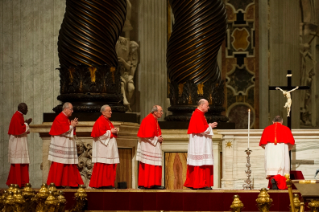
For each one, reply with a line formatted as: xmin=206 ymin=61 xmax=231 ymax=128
xmin=30 ymin=123 xmax=319 ymax=190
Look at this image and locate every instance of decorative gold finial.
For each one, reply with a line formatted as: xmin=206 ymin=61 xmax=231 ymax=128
xmin=308 ymin=199 xmax=319 ymax=212
xmin=44 ymin=191 xmax=58 ymax=211
xmin=49 ymin=183 xmax=58 ymax=196
xmin=230 ymin=195 xmax=244 ymax=212
xmin=57 ymin=191 xmax=67 ymax=212
xmin=3 ymin=191 xmax=15 ymax=211
xmin=70 ymin=185 xmax=87 ymax=212
xmin=256 ymin=188 xmax=273 ymax=212
xmin=291 ymin=193 xmax=301 ymax=212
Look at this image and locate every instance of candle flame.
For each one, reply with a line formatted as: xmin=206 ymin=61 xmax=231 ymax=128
xmin=248 ymin=109 xmax=250 ymax=112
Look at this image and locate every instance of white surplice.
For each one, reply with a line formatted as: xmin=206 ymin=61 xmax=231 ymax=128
xmin=8 ymin=123 xmax=30 ymax=164
xmin=48 ymin=125 xmax=78 ymax=164
xmin=187 ymin=126 xmax=214 ymax=166
xmin=264 ymin=143 xmax=290 ymax=177
xmin=136 ymin=137 xmax=162 ymax=166
xmin=92 ymin=130 xmax=119 ymax=164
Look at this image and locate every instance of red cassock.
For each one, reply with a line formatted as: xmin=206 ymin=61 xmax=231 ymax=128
xmin=6 ymin=111 xmax=29 ymax=188
xmin=46 ymin=112 xmax=83 ymax=187
xmin=89 ymin=115 xmax=118 ymax=188
xmin=259 ymin=122 xmax=295 ymax=190
xmin=137 ymin=113 xmax=162 ymax=188
xmin=184 ymin=109 xmax=214 ymax=189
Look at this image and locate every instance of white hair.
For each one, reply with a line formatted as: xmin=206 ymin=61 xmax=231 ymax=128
xmin=62 ymin=102 xmax=71 ymax=110
xmin=100 ymin=105 xmax=110 ymax=112
xmin=151 ymin=105 xmax=158 ymax=113
xmin=198 ymin=99 xmax=208 ymax=106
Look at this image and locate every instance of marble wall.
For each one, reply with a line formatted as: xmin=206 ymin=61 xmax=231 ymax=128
xmin=0 ymin=0 xmax=65 ymax=188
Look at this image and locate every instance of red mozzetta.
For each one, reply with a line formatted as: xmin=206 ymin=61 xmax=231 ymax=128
xmin=137 ymin=113 xmax=161 ymax=138
xmin=187 ymin=109 xmax=209 ymax=134
xmin=8 ymin=111 xmax=26 ymax=135
xmin=49 ymin=112 xmax=75 ymax=136
xmin=91 ymin=115 xmax=117 ymax=138
xmin=259 ymin=122 xmax=295 ymax=146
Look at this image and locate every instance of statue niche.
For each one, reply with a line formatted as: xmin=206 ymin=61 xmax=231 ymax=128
xmin=116 ymin=36 xmax=140 ymax=111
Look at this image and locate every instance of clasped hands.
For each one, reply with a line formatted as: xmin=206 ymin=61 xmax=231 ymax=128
xmin=158 ymin=135 xmax=164 ymax=143
xmin=111 ymin=128 xmax=118 ymax=134
xmin=71 ymin=118 xmax=79 ymax=127
xmin=209 ymin=122 xmax=218 ymax=129
xmin=25 ymin=118 xmax=32 ymax=125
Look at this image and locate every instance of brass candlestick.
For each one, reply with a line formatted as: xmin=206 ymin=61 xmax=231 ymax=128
xmin=243 ymin=148 xmax=253 ymax=190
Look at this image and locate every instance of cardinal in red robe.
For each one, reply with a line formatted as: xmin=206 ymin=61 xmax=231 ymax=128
xmin=136 ymin=105 xmax=164 ymax=189
xmin=6 ymin=103 xmax=32 ymax=188
xmin=184 ymin=99 xmax=217 ymax=190
xmin=89 ymin=105 xmax=119 ymax=189
xmin=259 ymin=115 xmax=295 ymax=189
xmin=46 ymin=102 xmax=84 ymax=187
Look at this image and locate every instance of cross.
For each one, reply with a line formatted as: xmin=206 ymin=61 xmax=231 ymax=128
xmin=269 ymin=70 xmax=310 ymax=172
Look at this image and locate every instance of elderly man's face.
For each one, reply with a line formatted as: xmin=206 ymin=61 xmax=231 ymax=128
xmin=102 ymin=107 xmax=112 ymax=119
xmin=199 ymin=100 xmax=209 ymax=113
xmin=63 ymin=104 xmax=74 ymax=117
xmin=154 ymin=106 xmax=163 ymax=119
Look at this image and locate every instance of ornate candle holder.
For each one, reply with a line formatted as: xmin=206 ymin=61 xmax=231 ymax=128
xmin=243 ymin=148 xmax=253 ymax=190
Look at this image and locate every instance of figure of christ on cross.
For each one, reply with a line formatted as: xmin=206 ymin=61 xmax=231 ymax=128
xmin=275 ymin=86 xmax=299 ymax=117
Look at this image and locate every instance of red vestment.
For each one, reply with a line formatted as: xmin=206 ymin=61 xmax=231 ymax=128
xmin=137 ymin=113 xmax=162 ymax=188
xmin=8 ymin=111 xmax=27 ymax=135
xmin=137 ymin=113 xmax=162 ymax=138
xmin=187 ymin=109 xmax=209 ymax=134
xmin=184 ymin=109 xmax=214 ymax=189
xmin=259 ymin=122 xmax=295 ymax=146
xmin=47 ymin=112 xmax=83 ymax=187
xmin=49 ymin=112 xmax=76 ymax=136
xmin=89 ymin=115 xmax=118 ymax=188
xmin=91 ymin=115 xmax=117 ymax=138
xmin=6 ymin=111 xmax=29 ymax=188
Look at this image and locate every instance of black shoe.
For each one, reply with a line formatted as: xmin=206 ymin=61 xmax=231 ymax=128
xmin=186 ymin=186 xmax=197 ymax=190
xmin=138 ymin=186 xmax=145 ymax=189
xmin=271 ymin=178 xmax=279 ymax=190
xmin=198 ymin=187 xmax=212 ymax=190
xmin=97 ymin=186 xmax=115 ymax=189
xmin=151 ymin=186 xmax=165 ymax=190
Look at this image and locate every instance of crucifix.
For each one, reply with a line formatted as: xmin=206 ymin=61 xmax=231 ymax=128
xmin=269 ymin=70 xmax=311 ymax=172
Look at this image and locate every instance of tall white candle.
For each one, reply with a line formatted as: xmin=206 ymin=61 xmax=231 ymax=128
xmin=248 ymin=109 xmax=250 ymax=149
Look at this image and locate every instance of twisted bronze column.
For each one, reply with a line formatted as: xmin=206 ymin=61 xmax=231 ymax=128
xmin=54 ymin=0 xmax=127 ymax=112
xmin=166 ymin=0 xmax=227 ymax=122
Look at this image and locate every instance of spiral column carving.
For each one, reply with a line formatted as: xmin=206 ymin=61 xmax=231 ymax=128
xmin=54 ymin=0 xmax=127 ymax=113
xmin=166 ymin=0 xmax=228 ymax=122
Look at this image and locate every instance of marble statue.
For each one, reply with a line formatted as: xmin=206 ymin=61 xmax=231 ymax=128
xmin=122 ymin=0 xmax=133 ymax=39
xmin=276 ymin=86 xmax=299 ymax=117
xmin=116 ymin=36 xmax=139 ymax=111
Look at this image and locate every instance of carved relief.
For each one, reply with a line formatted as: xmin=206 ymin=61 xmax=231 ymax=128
xmin=76 ymin=140 xmax=93 ymax=189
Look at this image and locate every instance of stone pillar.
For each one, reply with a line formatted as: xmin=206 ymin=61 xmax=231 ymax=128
xmin=259 ymin=0 xmax=270 ymax=128
xmin=269 ymin=0 xmax=301 ymax=128
xmin=137 ymin=0 xmax=167 ymax=120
